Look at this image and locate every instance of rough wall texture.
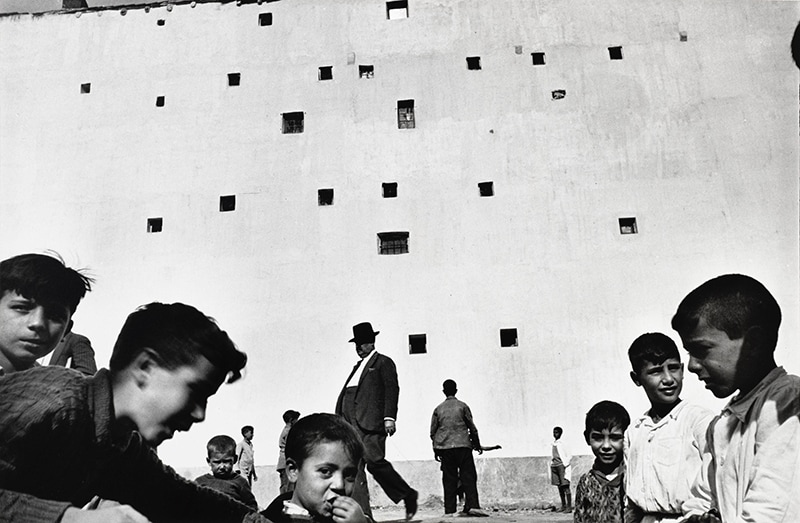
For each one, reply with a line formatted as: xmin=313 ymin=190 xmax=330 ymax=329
xmin=0 ymin=0 xmax=797 ymax=471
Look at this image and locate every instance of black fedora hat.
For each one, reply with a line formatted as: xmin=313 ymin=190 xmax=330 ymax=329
xmin=349 ymin=322 xmax=380 ymax=343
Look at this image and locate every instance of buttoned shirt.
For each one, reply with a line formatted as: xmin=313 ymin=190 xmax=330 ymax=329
xmin=430 ymin=396 xmax=479 ymax=450
xmin=624 ymin=401 xmax=714 ymax=518
xmin=681 ymin=367 xmax=800 ymax=522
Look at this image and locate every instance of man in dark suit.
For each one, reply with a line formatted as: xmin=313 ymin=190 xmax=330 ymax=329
xmin=335 ymin=322 xmax=418 ymax=521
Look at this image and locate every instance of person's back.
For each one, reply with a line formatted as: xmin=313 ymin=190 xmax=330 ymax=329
xmin=0 ymin=301 xmax=267 ymax=523
xmin=624 ymin=332 xmax=714 ymax=522
xmin=673 ymin=274 xmax=800 ymax=523
xmin=0 ymin=253 xmax=92 ymax=375
xmin=196 ymin=435 xmax=258 ymax=509
xmin=574 ymin=400 xmax=630 ymax=523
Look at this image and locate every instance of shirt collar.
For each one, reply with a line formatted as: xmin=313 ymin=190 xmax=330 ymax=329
xmin=634 ymin=399 xmax=687 ymax=428
xmin=359 ymin=350 xmax=379 ymax=366
xmin=725 ymin=366 xmax=786 ymax=422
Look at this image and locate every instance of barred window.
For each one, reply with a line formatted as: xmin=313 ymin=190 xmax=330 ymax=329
xmin=378 ymin=231 xmax=409 ymax=255
xmin=397 ymin=99 xmax=415 ymax=129
xmin=282 ymin=112 xmax=304 ymax=134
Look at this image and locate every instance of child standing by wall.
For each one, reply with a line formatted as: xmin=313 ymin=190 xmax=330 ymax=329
xmin=237 ymin=425 xmax=258 ymax=487
xmin=550 ymin=426 xmax=572 ymax=513
xmin=673 ymin=274 xmax=800 ymax=522
xmin=624 ymin=333 xmax=714 ymax=522
xmin=277 ymin=410 xmax=301 ymax=494
xmin=574 ymin=400 xmax=630 ymax=523
xmin=196 ymin=435 xmax=259 ymax=509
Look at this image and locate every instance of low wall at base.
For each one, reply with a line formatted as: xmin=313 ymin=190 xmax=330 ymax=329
xmin=176 ymin=455 xmax=594 ymax=511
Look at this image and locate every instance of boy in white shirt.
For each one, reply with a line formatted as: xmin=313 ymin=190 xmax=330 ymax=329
xmin=624 ymin=332 xmax=714 ymax=522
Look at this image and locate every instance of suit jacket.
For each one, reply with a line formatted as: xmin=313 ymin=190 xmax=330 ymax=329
xmin=335 ymin=352 xmax=399 ymax=433
xmin=48 ymin=332 xmax=97 ymax=376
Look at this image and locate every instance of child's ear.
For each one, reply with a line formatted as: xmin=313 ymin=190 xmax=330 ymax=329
xmin=64 ymin=319 xmax=74 ymax=338
xmin=130 ymin=349 xmax=160 ymax=388
xmin=629 ymin=371 xmax=641 ymax=387
xmin=206 ymin=457 xmax=211 ymax=465
xmin=583 ymin=430 xmax=590 ymax=445
xmin=286 ymin=458 xmax=300 ymax=483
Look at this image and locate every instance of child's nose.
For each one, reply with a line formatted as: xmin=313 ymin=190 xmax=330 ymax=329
xmin=329 ymin=473 xmax=346 ymax=494
xmin=191 ymin=402 xmax=207 ymax=422
xmin=27 ymin=307 xmax=47 ymax=331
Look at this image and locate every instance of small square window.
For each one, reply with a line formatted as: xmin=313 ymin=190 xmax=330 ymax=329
xmin=531 ymin=52 xmax=546 ymax=66
xmin=147 ymin=217 xmax=163 ymax=233
xmin=386 ymin=0 xmax=408 ymax=20
xmin=220 ymin=195 xmax=236 ymax=212
xmin=478 ymin=181 xmax=494 ymax=197
xmin=679 ymin=31 xmax=688 ymax=42
xmin=514 ymin=45 xmax=523 ymax=55
xmin=397 ymin=99 xmax=415 ymax=129
xmin=80 ymin=83 xmax=91 ymax=94
xmin=382 ymin=182 xmax=398 ymax=198
xmin=318 ymin=188 xmax=334 ymax=206
xmin=409 ymin=334 xmax=427 ymax=354
xmin=500 ymin=328 xmax=518 ymax=347
xmin=258 ymin=12 xmax=273 ymax=26
xmin=318 ymin=66 xmax=333 ymax=81
xmin=608 ymin=46 xmax=623 ymax=60
xmin=619 ymin=217 xmax=638 ymax=234
xmin=155 ymin=96 xmax=165 ymax=107
xmin=282 ymin=111 xmax=304 ymax=134
xmin=551 ymin=90 xmax=566 ymax=100
xmin=378 ymin=231 xmax=409 ymax=255
xmin=466 ymin=56 xmax=481 ymax=70
xmin=359 ymin=65 xmax=374 ymax=79
xmin=228 ymin=73 xmax=241 ymax=86
xmin=157 ymin=19 xmax=165 ymax=26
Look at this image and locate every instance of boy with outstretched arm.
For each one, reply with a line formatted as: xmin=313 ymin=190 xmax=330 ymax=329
xmin=196 ymin=435 xmax=259 ymax=509
xmin=673 ymin=274 xmax=800 ymax=523
xmin=0 ymin=302 xmax=268 ymax=523
xmin=261 ymin=413 xmax=369 ymax=523
xmin=574 ymin=400 xmax=630 ymax=523
xmin=0 ymin=252 xmax=92 ymax=374
xmin=624 ymin=333 xmax=714 ymax=523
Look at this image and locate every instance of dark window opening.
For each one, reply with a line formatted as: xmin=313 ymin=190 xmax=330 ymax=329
xmin=382 ymin=182 xmax=398 ymax=198
xmin=500 ymin=328 xmax=518 ymax=347
xmin=147 ymin=217 xmax=163 ymax=233
xmin=531 ymin=52 xmax=546 ymax=66
xmin=157 ymin=19 xmax=165 ymax=26
xmin=409 ymin=334 xmax=427 ymax=354
xmin=80 ymin=83 xmax=91 ymax=94
xmin=397 ymin=99 xmax=415 ymax=129
xmin=466 ymin=56 xmax=481 ymax=70
xmin=386 ymin=0 xmax=408 ymax=19
xmin=679 ymin=31 xmax=687 ymax=42
xmin=282 ymin=112 xmax=304 ymax=134
xmin=258 ymin=12 xmax=273 ymax=26
xmin=318 ymin=66 xmax=333 ymax=81
xmin=378 ymin=231 xmax=409 ymax=255
xmin=318 ymin=188 xmax=334 ymax=206
xmin=228 ymin=73 xmax=241 ymax=86
xmin=619 ymin=217 xmax=638 ymax=235
xmin=359 ymin=65 xmax=374 ymax=79
xmin=551 ymin=90 xmax=566 ymax=100
xmin=515 ymin=45 xmax=523 ymax=55
xmin=219 ymin=195 xmax=236 ymax=212
xmin=155 ymin=96 xmax=165 ymax=107
xmin=608 ymin=46 xmax=623 ymax=60
xmin=478 ymin=181 xmax=494 ymax=197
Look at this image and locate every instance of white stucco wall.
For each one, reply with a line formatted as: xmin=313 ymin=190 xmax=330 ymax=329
xmin=1 ymin=0 xmax=797 ymax=470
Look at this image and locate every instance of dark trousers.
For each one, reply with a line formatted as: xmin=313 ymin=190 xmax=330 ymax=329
xmin=438 ymin=447 xmax=479 ymax=513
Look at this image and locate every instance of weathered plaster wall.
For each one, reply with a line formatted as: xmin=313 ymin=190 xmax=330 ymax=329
xmin=0 ymin=0 xmax=797 ymax=476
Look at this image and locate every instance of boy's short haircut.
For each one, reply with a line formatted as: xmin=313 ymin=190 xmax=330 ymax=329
xmin=241 ymin=425 xmax=254 ymax=435
xmin=207 ymin=435 xmax=237 ymax=456
xmin=628 ymin=332 xmax=681 ymax=374
xmin=0 ymin=253 xmax=93 ymax=313
xmin=282 ymin=410 xmax=300 ymax=424
xmin=442 ymin=379 xmax=457 ymax=395
xmin=671 ymin=274 xmax=781 ymax=350
xmin=583 ymin=400 xmax=630 ymax=436
xmin=285 ymin=413 xmax=364 ymax=467
xmin=108 ymin=302 xmax=246 ymax=383
xmin=553 ymin=426 xmax=562 ymax=433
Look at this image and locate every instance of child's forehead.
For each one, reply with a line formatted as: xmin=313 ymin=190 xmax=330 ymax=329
xmin=209 ymin=448 xmax=236 ymax=458
xmin=588 ymin=426 xmax=625 ymax=435
xmin=640 ymin=356 xmax=682 ymax=369
xmin=306 ymin=440 xmax=356 ymax=464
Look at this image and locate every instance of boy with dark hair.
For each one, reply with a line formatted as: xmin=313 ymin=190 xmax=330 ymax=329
xmin=0 ymin=301 xmax=268 ymax=523
xmin=261 ymin=413 xmax=368 ymax=523
xmin=277 ymin=410 xmax=301 ymax=494
xmin=574 ymin=400 xmax=630 ymax=523
xmin=196 ymin=435 xmax=258 ymax=509
xmin=0 ymin=252 xmax=93 ymax=374
xmin=550 ymin=426 xmax=572 ymax=513
xmin=672 ymin=274 xmax=800 ymax=522
xmin=430 ymin=379 xmax=487 ymax=517
xmin=624 ymin=333 xmax=714 ymax=523
xmin=237 ymin=425 xmax=258 ymax=487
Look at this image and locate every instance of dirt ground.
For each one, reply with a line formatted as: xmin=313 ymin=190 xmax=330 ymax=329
xmin=372 ymin=506 xmax=573 ymax=523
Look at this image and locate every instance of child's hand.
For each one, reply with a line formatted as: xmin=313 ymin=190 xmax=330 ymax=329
xmin=330 ymin=496 xmax=368 ymax=523
xmin=62 ymin=505 xmax=151 ymax=523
